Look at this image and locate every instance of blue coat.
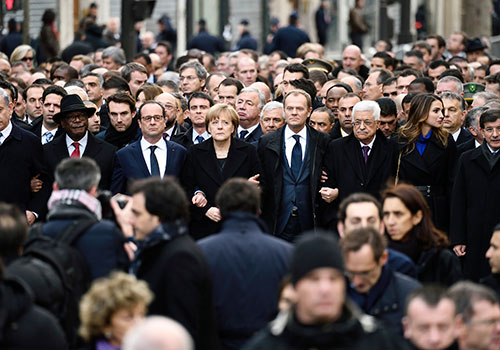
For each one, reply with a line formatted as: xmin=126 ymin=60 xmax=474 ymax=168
xmin=198 ymin=212 xmax=292 ymax=350
xmin=268 ymin=25 xmax=310 ymax=58
xmin=111 ymin=139 xmax=187 ymax=194
xmin=235 ymin=31 xmax=257 ymax=51
xmin=348 ymin=266 xmax=421 ymax=336
xmin=187 ymin=30 xmax=225 ymax=54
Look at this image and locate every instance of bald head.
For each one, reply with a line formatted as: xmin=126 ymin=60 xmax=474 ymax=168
xmin=342 ymin=45 xmax=364 ymax=72
xmin=122 ymin=316 xmax=194 ymax=350
xmin=250 ymin=82 xmax=272 ymax=103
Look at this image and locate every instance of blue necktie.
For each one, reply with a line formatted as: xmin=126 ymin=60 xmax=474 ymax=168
xmin=0 ymin=132 xmax=3 ymax=146
xmin=196 ymin=135 xmax=204 ymax=144
xmin=43 ymin=131 xmax=53 ymax=144
xmin=150 ymin=145 xmax=160 ymax=177
xmin=239 ymin=130 xmax=249 ymax=139
xmin=291 ymin=135 xmax=302 ymax=179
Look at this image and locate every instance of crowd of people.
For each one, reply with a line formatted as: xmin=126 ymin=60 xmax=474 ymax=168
xmin=2 ymin=6 xmax=500 ymax=350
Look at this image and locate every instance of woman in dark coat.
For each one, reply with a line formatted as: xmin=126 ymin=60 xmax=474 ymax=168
xmin=181 ymin=104 xmax=262 ymax=240
xmin=395 ymin=93 xmax=457 ymax=233
xmin=382 ymin=184 xmax=462 ymax=286
xmin=38 ymin=9 xmax=59 ymax=63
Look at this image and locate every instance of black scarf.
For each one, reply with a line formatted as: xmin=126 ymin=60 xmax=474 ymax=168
xmin=481 ymin=141 xmax=500 ymax=170
xmin=104 ymin=116 xmax=140 ymax=148
xmin=387 ymin=232 xmax=422 ymax=263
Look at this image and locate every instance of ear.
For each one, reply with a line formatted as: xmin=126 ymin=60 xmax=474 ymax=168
xmin=379 ymin=249 xmax=389 ymax=266
xmin=379 ymin=220 xmax=385 ymax=235
xmin=337 ymin=221 xmax=345 ymax=238
xmin=88 ymin=185 xmax=98 ymax=198
xmin=412 ymin=210 xmax=423 ymax=226
xmin=402 ymin=316 xmax=410 ymax=339
xmin=52 ymin=182 xmax=59 ymax=191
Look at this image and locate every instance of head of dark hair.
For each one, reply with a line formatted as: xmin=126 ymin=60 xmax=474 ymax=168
xmin=438 ymin=69 xmax=464 ymax=83
xmin=0 ymin=80 xmax=17 ymax=101
xmin=409 ymin=77 xmax=435 ymax=93
xmin=42 ymin=84 xmax=67 ymax=102
xmin=480 ymin=108 xmax=500 ymax=129
xmin=216 ymin=178 xmax=260 ymax=218
xmin=405 ymin=50 xmax=424 ymax=60
xmin=289 ymin=78 xmax=317 ymax=100
xmin=337 ymin=192 xmax=382 ymax=223
xmin=102 ymin=76 xmax=131 ymax=94
xmin=428 ymin=60 xmax=450 ymax=70
xmin=23 ymin=84 xmax=45 ymax=101
xmin=188 ymin=91 xmax=214 ymax=109
xmin=106 ymin=92 xmax=136 ymax=113
xmin=270 ymin=50 xmax=289 ymax=60
xmin=427 ymin=34 xmax=446 ymax=48
xmin=0 ymin=203 xmax=28 ymax=265
xmin=375 ymin=97 xmax=397 ymax=117
xmin=284 ymin=63 xmax=309 ymax=79
xmin=309 ymin=70 xmax=328 ymax=87
xmin=134 ymin=52 xmax=152 ymax=66
xmin=373 ymin=52 xmax=394 ymax=70
xmin=219 ymin=78 xmax=244 ymax=94
xmin=398 ymin=68 xmax=422 ymax=79
xmin=340 ymin=226 xmax=387 ymax=261
xmin=448 ymin=281 xmax=499 ymax=322
xmin=130 ymin=177 xmax=189 ymax=223
xmin=383 ymin=76 xmax=397 ymax=87
xmin=405 ymin=285 xmax=452 ymax=314
xmin=42 ymin=9 xmax=56 ymax=25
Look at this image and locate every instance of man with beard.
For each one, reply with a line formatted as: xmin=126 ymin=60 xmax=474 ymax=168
xmin=154 ymin=92 xmax=186 ymax=141
xmin=111 ymin=101 xmax=186 ymax=195
xmin=97 ymin=92 xmax=141 ymax=149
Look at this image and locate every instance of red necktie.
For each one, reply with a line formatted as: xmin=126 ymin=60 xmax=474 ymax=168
xmin=71 ymin=142 xmax=80 ymax=158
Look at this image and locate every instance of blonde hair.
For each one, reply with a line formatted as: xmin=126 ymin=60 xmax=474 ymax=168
xmin=10 ymin=45 xmax=35 ymax=64
xmin=205 ymin=103 xmax=239 ymax=137
xmin=79 ymin=272 xmax=153 ymax=341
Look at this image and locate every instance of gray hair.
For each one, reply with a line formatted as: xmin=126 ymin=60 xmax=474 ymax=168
xmin=260 ymin=101 xmax=284 ymax=120
xmin=342 ymin=76 xmax=363 ymax=93
xmin=158 ymin=71 xmax=180 ymax=86
xmin=437 ymin=76 xmax=463 ymax=94
xmin=0 ymin=87 xmax=10 ymax=106
xmin=448 ymin=281 xmax=498 ymax=323
xmin=81 ymin=72 xmax=104 ymax=88
xmin=465 ymin=107 xmax=487 ymax=129
xmin=122 ymin=316 xmax=194 ymax=350
xmin=179 ymin=61 xmax=207 ymax=81
xmin=239 ymin=87 xmax=265 ymax=109
xmin=312 ymin=106 xmax=335 ymax=124
xmin=102 ymin=47 xmax=126 ymax=66
xmin=352 ymin=100 xmax=381 ymax=121
xmin=441 ymin=91 xmax=466 ymax=111
xmin=54 ymin=158 xmax=101 ymax=191
xmin=474 ymin=91 xmax=498 ymax=104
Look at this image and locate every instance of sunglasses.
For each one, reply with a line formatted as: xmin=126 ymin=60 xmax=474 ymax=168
xmin=21 ymin=56 xmax=34 ymax=62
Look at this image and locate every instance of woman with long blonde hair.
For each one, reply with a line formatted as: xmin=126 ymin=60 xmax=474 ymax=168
xmin=395 ymin=93 xmax=457 ymax=232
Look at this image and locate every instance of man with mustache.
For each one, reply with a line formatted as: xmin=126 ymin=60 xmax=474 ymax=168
xmin=451 ymin=108 xmax=500 ymax=282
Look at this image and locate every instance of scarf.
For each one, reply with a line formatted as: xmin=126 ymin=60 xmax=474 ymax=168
xmin=104 ymin=116 xmax=139 ymax=148
xmin=416 ymin=129 xmax=432 ymax=155
xmin=388 ymin=232 xmax=421 ymax=263
xmin=481 ymin=141 xmax=500 ymax=170
xmin=47 ymin=189 xmax=102 ymax=220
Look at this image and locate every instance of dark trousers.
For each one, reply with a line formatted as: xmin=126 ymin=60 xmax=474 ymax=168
xmin=277 ymin=214 xmax=302 ymax=243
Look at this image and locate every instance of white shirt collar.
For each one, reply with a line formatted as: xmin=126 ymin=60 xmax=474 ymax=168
xmin=452 ymin=129 xmax=461 ymax=142
xmin=359 ymin=135 xmax=376 ymax=149
xmin=0 ymin=121 xmax=13 ymax=140
xmin=66 ymin=131 xmax=89 ymax=149
xmin=284 ymin=125 xmax=307 ymax=140
xmin=237 ymin=123 xmax=259 ymax=135
xmin=140 ymin=137 xmax=166 ymax=151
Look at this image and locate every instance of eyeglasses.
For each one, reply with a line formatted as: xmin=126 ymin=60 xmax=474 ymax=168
xmin=353 ymin=119 xmax=376 ymax=127
xmin=180 ymin=75 xmax=199 ymax=82
xmin=142 ymin=115 xmax=164 ymax=122
xmin=468 ymin=318 xmax=500 ymax=327
xmin=65 ymin=113 xmax=87 ymax=121
xmin=383 ymin=91 xmax=398 ymax=97
xmin=21 ymin=56 xmax=33 ymax=62
xmin=345 ymin=265 xmax=379 ymax=279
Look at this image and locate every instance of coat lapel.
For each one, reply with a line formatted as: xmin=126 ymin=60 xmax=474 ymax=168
xmin=129 ymin=141 xmax=151 ymax=177
xmin=366 ymin=133 xmax=390 ymax=183
xmin=222 ymin=139 xmax=247 ymax=179
xmin=343 ymin=134 xmax=364 ymax=182
xmin=82 ymin=133 xmax=101 ymax=158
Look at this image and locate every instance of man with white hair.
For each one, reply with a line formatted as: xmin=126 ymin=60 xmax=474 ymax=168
xmin=260 ymin=101 xmax=285 ymax=135
xmin=123 ymin=316 xmax=194 ymax=350
xmin=235 ymin=87 xmax=265 ymax=142
xmin=320 ymin=100 xmax=399 ymax=230
xmin=436 ymin=76 xmax=464 ymax=96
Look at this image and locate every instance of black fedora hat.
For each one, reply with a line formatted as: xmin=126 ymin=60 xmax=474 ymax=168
xmin=53 ymin=94 xmax=96 ymax=124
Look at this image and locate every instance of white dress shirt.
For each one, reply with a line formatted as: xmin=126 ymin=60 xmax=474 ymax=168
xmin=284 ymin=125 xmax=307 ymax=167
xmin=192 ymin=130 xmax=211 ymax=144
xmin=0 ymin=121 xmax=13 ymax=142
xmin=141 ymin=137 xmax=167 ymax=178
xmin=41 ymin=125 xmax=58 ymax=144
xmin=66 ymin=132 xmax=89 ymax=157
xmin=359 ymin=135 xmax=376 ymax=158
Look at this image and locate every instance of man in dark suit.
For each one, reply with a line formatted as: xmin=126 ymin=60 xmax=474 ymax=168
xmin=321 ymin=100 xmax=398 ymax=230
xmin=330 ymin=93 xmax=361 ymax=140
xmin=111 ymin=101 xmax=186 ymax=194
xmin=0 ymin=87 xmax=47 ymax=224
xmin=171 ymin=92 xmax=213 ymax=148
xmin=154 ymin=92 xmax=186 ymax=141
xmin=458 ymin=106 xmax=485 ymax=155
xmin=451 ymin=108 xmax=500 ymax=281
xmin=259 ymin=89 xmax=331 ymax=242
xmin=30 ymin=85 xmax=66 ymax=143
xmin=43 ymin=94 xmax=117 ymax=190
xmin=442 ymin=92 xmax=473 ymax=146
xmin=187 ymin=19 xmax=225 ymax=55
xmin=235 ymin=87 xmax=264 ymax=143
xmin=113 ymin=177 xmax=219 ymax=350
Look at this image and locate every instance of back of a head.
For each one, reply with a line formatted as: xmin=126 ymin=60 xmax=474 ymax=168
xmin=122 ymin=316 xmax=194 ymax=350
xmin=216 ymin=178 xmax=260 ymax=218
xmin=0 ymin=203 xmax=28 ymax=267
xmin=130 ymin=177 xmax=189 ymax=223
xmin=55 ymin=157 xmax=101 ymax=192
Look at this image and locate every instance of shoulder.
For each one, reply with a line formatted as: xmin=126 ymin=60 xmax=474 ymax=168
xmin=167 ymin=139 xmax=187 ymax=153
xmin=393 ymin=271 xmax=422 ymax=290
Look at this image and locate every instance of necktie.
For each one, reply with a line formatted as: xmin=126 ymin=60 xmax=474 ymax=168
xmin=43 ymin=131 xmax=53 ymax=144
xmin=362 ymin=145 xmax=370 ymax=164
xmin=150 ymin=145 xmax=160 ymax=177
xmin=239 ymin=130 xmax=249 ymax=139
xmin=291 ymin=135 xmax=302 ymax=179
xmin=0 ymin=132 xmax=3 ymax=146
xmin=195 ymin=135 xmax=204 ymax=144
xmin=71 ymin=142 xmax=80 ymax=158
